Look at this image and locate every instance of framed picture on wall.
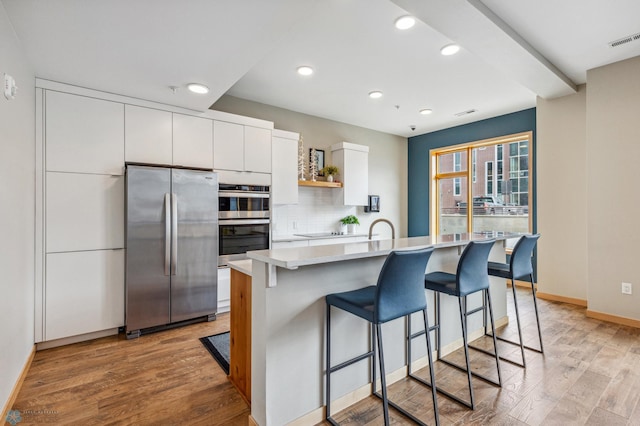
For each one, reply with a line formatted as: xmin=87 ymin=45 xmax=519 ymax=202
xmin=310 ymin=149 xmax=325 ymax=175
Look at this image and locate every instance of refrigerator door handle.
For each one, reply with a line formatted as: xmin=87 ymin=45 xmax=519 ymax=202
xmin=164 ymin=193 xmax=171 ymax=276
xmin=171 ymin=192 xmax=178 ymax=275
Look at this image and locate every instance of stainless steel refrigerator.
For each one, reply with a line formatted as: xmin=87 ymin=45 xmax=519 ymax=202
xmin=125 ymin=165 xmax=218 ymax=338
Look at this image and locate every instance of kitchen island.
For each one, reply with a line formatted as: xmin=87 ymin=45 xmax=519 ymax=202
xmin=246 ymin=232 xmax=521 ymax=425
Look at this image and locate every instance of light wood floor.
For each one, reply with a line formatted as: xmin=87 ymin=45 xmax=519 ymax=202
xmin=12 ymin=287 xmax=640 ymax=425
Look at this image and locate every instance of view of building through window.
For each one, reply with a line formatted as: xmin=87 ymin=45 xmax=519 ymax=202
xmin=431 ymin=132 xmax=532 ymax=235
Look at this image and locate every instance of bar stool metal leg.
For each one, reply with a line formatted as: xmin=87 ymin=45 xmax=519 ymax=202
xmin=406 ymin=310 xmax=441 ymax=425
xmin=326 ymin=304 xmax=333 ymax=424
xmin=530 ymin=273 xmax=544 ymax=353
xmin=486 ymin=288 xmax=502 ymax=386
xmin=458 ymin=296 xmax=475 ymax=409
xmin=376 ymin=324 xmax=390 ymax=425
xmin=510 ymin=279 xmax=527 ymax=366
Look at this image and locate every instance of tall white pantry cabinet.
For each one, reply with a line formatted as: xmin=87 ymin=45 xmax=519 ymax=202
xmin=37 ymin=89 xmax=126 ymax=343
xmin=35 ymin=80 xmax=274 ymax=346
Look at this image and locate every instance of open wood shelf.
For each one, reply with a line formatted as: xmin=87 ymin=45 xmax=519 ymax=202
xmin=298 ymin=180 xmax=343 ymax=188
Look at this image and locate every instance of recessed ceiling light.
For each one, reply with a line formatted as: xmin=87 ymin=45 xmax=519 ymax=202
xmin=187 ymin=83 xmax=209 ymax=94
xmin=395 ymin=15 xmax=415 ymax=30
xmin=297 ymin=66 xmax=314 ymax=76
xmin=368 ymin=91 xmax=383 ymax=99
xmin=440 ymin=44 xmax=460 ymax=56
xmin=419 ymin=108 xmax=433 ymax=115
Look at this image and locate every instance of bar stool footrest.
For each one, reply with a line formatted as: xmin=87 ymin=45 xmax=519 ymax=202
xmin=372 ymin=390 xmax=430 ymax=426
xmin=329 ymin=350 xmax=374 ymax=374
xmin=487 ymin=333 xmax=543 ymax=353
xmin=439 ymin=356 xmax=501 ymax=387
xmin=409 ymin=372 xmax=473 ymax=410
xmin=469 ymin=341 xmax=525 ymax=368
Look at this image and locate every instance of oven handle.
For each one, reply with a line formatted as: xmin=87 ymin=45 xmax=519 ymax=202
xmin=218 ymin=191 xmax=269 ymax=198
xmin=219 ymin=219 xmax=270 ymax=226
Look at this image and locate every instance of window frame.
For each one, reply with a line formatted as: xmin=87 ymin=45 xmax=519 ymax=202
xmin=430 ymin=131 xmax=533 ymax=235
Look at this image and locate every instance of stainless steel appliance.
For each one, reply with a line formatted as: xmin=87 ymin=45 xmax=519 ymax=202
xmin=125 ymin=165 xmax=218 ymax=338
xmin=218 ymin=184 xmax=270 ymax=266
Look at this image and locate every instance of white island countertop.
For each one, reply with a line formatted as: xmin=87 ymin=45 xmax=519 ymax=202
xmin=248 ymin=231 xmax=522 ymax=270
xmin=227 ymin=259 xmax=252 ymax=276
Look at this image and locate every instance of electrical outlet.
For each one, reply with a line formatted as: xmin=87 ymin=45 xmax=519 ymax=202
xmin=292 ymin=221 xmax=298 ymax=230
xmin=622 ymin=282 xmax=632 ymax=295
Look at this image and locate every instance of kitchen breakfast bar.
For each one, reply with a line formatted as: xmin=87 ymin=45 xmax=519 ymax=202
xmin=240 ymin=232 xmax=521 ymax=425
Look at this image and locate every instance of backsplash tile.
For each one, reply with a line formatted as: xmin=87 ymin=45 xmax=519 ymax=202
xmin=272 ymin=187 xmax=357 ymax=237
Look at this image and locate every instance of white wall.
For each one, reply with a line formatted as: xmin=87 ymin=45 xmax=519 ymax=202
xmin=536 ymin=55 xmax=640 ymax=322
xmin=212 ymin=95 xmax=408 ymax=239
xmin=0 ymin=2 xmax=36 ymax=413
xmin=586 ymin=56 xmax=640 ymax=320
xmin=536 ymin=85 xmax=587 ymax=300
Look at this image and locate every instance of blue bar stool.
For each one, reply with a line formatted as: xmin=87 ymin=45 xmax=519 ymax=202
xmin=325 ymin=248 xmax=439 ymax=426
xmin=487 ymin=234 xmax=543 ymax=368
xmin=422 ymin=239 xmax=500 ymax=410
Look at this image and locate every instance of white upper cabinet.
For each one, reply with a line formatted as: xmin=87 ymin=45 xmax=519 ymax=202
xmin=213 ymin=121 xmax=244 ymax=171
xmin=245 ymin=126 xmax=272 ymax=173
xmin=214 ymin=121 xmax=272 ymax=173
xmin=172 ymin=113 xmax=213 ymax=169
xmin=45 ymin=91 xmax=124 ymax=175
xmin=125 ymin=105 xmax=173 ymax=165
xmin=271 ymin=129 xmax=299 ymax=204
xmin=46 ymin=172 xmax=124 ymax=253
xmin=331 ymin=142 xmax=369 ymax=206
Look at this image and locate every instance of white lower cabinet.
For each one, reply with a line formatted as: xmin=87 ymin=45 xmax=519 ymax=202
xmin=273 ymin=237 xmax=368 ymax=249
xmin=45 ymin=250 xmax=125 ymax=341
xmin=218 ymin=267 xmax=231 ymax=313
xmin=308 ymin=236 xmax=365 ymax=246
xmin=271 ymin=240 xmax=309 ymax=249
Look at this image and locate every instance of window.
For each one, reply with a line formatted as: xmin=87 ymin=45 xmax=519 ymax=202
xmin=486 ymin=161 xmax=494 ymax=195
xmin=430 ymin=132 xmax=532 ymax=235
xmin=472 ymin=150 xmax=477 ymax=183
xmin=453 ymin=152 xmax=462 ymax=196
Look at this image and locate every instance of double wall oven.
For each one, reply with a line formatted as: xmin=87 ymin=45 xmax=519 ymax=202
xmin=218 ymin=184 xmax=270 ymax=266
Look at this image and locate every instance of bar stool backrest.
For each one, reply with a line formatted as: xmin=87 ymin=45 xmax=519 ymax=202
xmin=375 ymin=247 xmax=434 ymax=323
xmin=456 ymin=239 xmax=495 ymax=296
xmin=510 ymin=234 xmax=540 ymax=281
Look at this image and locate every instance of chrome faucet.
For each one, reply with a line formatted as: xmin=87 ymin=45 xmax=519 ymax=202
xmin=368 ymin=218 xmax=395 ymax=240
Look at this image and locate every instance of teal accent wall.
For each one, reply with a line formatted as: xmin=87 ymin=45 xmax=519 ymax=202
xmin=408 ymin=108 xmax=536 ymax=236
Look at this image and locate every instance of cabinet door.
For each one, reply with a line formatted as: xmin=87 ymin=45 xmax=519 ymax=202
xmin=334 ymin=148 xmax=368 ymax=206
xmin=271 ymin=135 xmax=298 ymax=204
xmin=45 ymin=91 xmax=124 ymax=175
xmin=46 ymin=172 xmax=124 ymax=252
xmin=245 ymin=126 xmax=272 ymax=173
xmin=173 ymin=113 xmax=213 ymax=169
xmin=218 ymin=267 xmax=231 ymax=313
xmin=213 ymin=121 xmax=244 ymax=171
xmin=125 ymin=105 xmax=172 ymax=165
xmin=45 ymin=250 xmax=125 ymax=341
xmin=271 ymin=240 xmax=309 ymax=249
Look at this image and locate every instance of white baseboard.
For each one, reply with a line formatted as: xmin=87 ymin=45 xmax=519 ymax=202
xmin=36 ymin=328 xmax=119 ymax=350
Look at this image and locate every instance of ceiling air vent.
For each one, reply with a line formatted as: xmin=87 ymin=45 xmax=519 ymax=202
xmin=454 ymin=109 xmax=477 ymax=117
xmin=608 ymin=32 xmax=640 ymax=48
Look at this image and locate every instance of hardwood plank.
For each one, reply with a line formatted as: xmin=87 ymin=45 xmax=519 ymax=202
xmin=11 ymin=286 xmax=640 ymax=426
xmin=585 ymin=407 xmax=627 ymax=425
xmin=542 ymin=370 xmax=610 ymax=423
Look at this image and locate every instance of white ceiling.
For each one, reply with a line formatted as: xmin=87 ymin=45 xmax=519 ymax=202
xmin=3 ymin=0 xmax=640 ymax=137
